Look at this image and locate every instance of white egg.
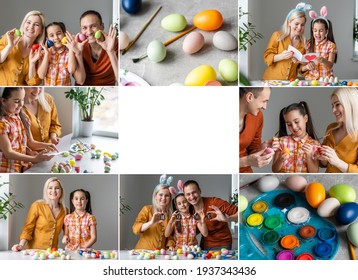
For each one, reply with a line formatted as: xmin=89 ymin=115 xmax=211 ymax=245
xmin=317 ymin=197 xmax=340 ymax=217
xmin=120 ymin=31 xmax=130 ymax=50
xmin=147 ymin=40 xmax=166 ymax=62
xmin=212 ymin=31 xmax=238 ymax=51
xmin=256 ymin=175 xmax=280 ymax=192
xmin=285 ymin=175 xmax=307 ymax=192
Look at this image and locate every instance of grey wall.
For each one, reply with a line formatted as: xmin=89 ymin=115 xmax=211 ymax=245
xmin=120 ymin=174 xmax=236 ymax=250
xmin=8 ymin=174 xmax=118 ymax=250
xmin=252 ymin=87 xmax=336 ymax=173
xmin=243 ymin=0 xmax=356 ymax=80
xmin=0 ymin=0 xmax=114 ymax=37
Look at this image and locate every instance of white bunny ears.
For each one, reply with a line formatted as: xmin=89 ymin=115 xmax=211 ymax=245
xmin=287 ymin=2 xmax=312 ymax=19
xmin=309 ymin=6 xmax=329 ymax=28
xmin=169 ymin=179 xmax=183 ymax=196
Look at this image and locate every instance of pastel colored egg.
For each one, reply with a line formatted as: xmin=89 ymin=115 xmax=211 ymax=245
xmin=311 ymin=80 xmax=319 ymax=86
xmin=347 ymin=222 xmax=358 ymax=247
xmin=264 ymin=147 xmax=274 ymax=154
xmin=257 ymin=175 xmax=280 ymax=193
xmin=15 ymin=29 xmax=21 ymax=36
xmin=61 ymin=37 xmax=68 ymax=44
xmin=193 ymin=10 xmax=223 ymax=31
xmin=120 ymin=31 xmax=130 ymax=50
xmin=239 ymin=195 xmax=248 ymax=212
xmin=182 ymin=31 xmax=205 ymax=54
xmin=184 ymin=65 xmax=216 ymax=86
xmin=335 ymin=202 xmax=358 ymax=225
xmin=285 ymin=175 xmax=307 ymax=192
xmin=147 ymin=40 xmax=166 ymax=62
xmin=63 ymin=151 xmax=69 ymax=157
xmin=205 ymin=80 xmax=222 ymax=86
xmin=74 ymin=154 xmax=82 ymax=160
xmin=317 ymin=197 xmax=340 ymax=218
xmin=213 ymin=31 xmax=237 ymax=51
xmin=94 ymin=31 xmax=102 ymax=40
xmin=31 ymin=44 xmax=40 ymax=51
xmin=161 ymin=14 xmax=187 ymax=32
xmin=218 ymin=58 xmax=238 ymax=82
xmin=79 ymin=33 xmax=87 ymax=42
xmin=305 ymin=182 xmax=326 ymax=208
xmin=329 ymin=184 xmax=356 ymax=204
xmin=122 ymin=0 xmax=142 ymax=14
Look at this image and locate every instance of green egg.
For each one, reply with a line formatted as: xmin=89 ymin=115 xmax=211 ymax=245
xmin=329 ymin=184 xmax=356 ymax=204
xmin=218 ymin=58 xmax=238 ymax=82
xmin=239 ymin=195 xmax=248 ymax=212
xmin=147 ymin=40 xmax=166 ymax=62
xmin=161 ymin=13 xmax=187 ymax=32
xmin=94 ymin=30 xmax=102 ymax=39
xmin=347 ymin=222 xmax=358 ymax=247
xmin=15 ymin=29 xmax=21 ymax=36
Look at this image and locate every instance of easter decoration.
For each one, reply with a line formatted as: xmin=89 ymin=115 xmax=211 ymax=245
xmin=15 ymin=29 xmax=22 ymax=36
xmin=122 ymin=0 xmax=142 ymax=14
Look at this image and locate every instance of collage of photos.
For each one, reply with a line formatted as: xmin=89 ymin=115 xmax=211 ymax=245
xmin=239 ymin=0 xmax=358 ymax=262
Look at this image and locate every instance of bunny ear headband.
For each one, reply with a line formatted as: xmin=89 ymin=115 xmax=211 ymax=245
xmin=169 ymin=179 xmax=184 ymax=197
xmin=287 ymin=2 xmax=312 ymax=20
xmin=309 ymin=6 xmax=329 ymax=28
xmin=154 ymin=174 xmax=174 ymax=192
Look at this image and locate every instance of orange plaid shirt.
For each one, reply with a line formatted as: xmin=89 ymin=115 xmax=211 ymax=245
xmin=44 ymin=47 xmax=71 ymax=86
xmin=64 ymin=211 xmax=97 ymax=250
xmin=173 ymin=214 xmax=198 ymax=248
xmin=278 ymin=134 xmax=320 ymax=173
xmin=0 ymin=113 xmax=28 ymax=173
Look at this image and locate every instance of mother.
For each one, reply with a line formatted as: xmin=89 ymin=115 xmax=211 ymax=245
xmin=12 ymin=177 xmax=67 ymax=251
xmin=0 ymin=11 xmax=44 ymax=86
xmin=262 ymin=3 xmax=312 ymax=80
xmin=132 ymin=176 xmax=175 ymax=250
xmin=318 ymin=88 xmax=358 ymax=173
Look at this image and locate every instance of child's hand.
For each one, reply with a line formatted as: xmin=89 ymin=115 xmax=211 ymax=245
xmin=32 ymin=151 xmax=54 ymax=163
xmin=62 ymin=235 xmax=69 ymax=244
xmin=6 ymin=28 xmax=21 ymax=48
xmin=199 ymin=211 xmax=206 ymax=223
xmin=302 ymin=143 xmax=313 ymax=157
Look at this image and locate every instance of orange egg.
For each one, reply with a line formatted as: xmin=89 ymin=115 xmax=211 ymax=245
xmin=283 ymin=147 xmax=290 ymax=155
xmin=347 ymin=81 xmax=353 ymax=86
xmin=305 ymin=182 xmax=326 ymax=208
xmin=193 ymin=10 xmax=223 ymax=31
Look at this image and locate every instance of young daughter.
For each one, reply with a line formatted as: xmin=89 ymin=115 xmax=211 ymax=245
xmin=62 ymin=189 xmax=97 ymax=250
xmin=37 ymin=22 xmax=83 ymax=86
xmin=305 ymin=6 xmax=337 ymax=80
xmin=165 ymin=181 xmax=208 ymax=248
xmin=0 ymin=87 xmax=57 ymax=173
xmin=272 ymin=101 xmax=320 ymax=173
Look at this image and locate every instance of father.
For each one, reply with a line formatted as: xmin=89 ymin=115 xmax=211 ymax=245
xmin=240 ymin=87 xmax=276 ymax=172
xmin=183 ymin=180 xmax=238 ymax=250
xmin=73 ymin=10 xmax=118 ymax=86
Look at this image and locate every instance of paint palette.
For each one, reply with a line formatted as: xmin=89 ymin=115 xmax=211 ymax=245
xmin=240 ymin=190 xmax=339 ymax=260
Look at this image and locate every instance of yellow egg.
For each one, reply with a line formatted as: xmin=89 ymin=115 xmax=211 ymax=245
xmin=61 ymin=37 xmax=68 ymax=44
xmin=305 ymin=182 xmax=326 ymax=208
xmin=311 ymin=80 xmax=318 ymax=86
xmin=184 ymin=65 xmax=216 ymax=86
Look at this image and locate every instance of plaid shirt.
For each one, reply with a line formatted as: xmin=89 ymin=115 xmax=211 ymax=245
xmin=305 ymin=39 xmax=337 ymax=80
xmin=173 ymin=214 xmax=198 ymax=248
xmin=278 ymin=134 xmax=320 ymax=173
xmin=64 ymin=211 xmax=97 ymax=250
xmin=0 ymin=113 xmax=28 ymax=173
xmin=44 ymin=47 xmax=71 ymax=86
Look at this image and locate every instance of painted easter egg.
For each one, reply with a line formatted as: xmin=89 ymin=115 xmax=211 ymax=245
xmin=193 ymin=10 xmax=223 ymax=31
xmin=256 ymin=175 xmax=280 ymax=193
xmin=61 ymin=37 xmax=68 ymax=44
xmin=122 ymin=0 xmax=142 ymax=14
xmin=347 ymin=222 xmax=358 ymax=247
xmin=285 ymin=175 xmax=307 ymax=192
xmin=317 ymin=197 xmax=341 ymax=218
xmin=335 ymin=202 xmax=358 ymax=225
xmin=218 ymin=58 xmax=238 ymax=82
xmin=120 ymin=31 xmax=130 ymax=50
xmin=94 ymin=31 xmax=102 ymax=40
xmin=31 ymin=44 xmax=39 ymax=51
xmin=182 ymin=31 xmax=204 ymax=54
xmin=239 ymin=195 xmax=248 ymax=212
xmin=161 ymin=13 xmax=187 ymax=32
xmin=147 ymin=40 xmax=166 ymax=62
xmin=213 ymin=31 xmax=238 ymax=51
xmin=184 ymin=65 xmax=216 ymax=86
xmin=305 ymin=182 xmax=326 ymax=208
xmin=264 ymin=147 xmax=274 ymax=154
xmin=79 ymin=33 xmax=87 ymax=42
xmin=15 ymin=29 xmax=21 ymax=36
xmin=47 ymin=40 xmax=54 ymax=48
xmin=329 ymin=184 xmax=356 ymax=204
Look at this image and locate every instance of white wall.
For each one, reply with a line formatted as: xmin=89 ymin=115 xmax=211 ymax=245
xmin=8 ymin=174 xmax=118 ymax=250
xmin=120 ymin=174 xmax=237 ymax=250
xmin=242 ymin=0 xmax=356 ymax=80
xmin=0 ymin=174 xmax=10 ymax=250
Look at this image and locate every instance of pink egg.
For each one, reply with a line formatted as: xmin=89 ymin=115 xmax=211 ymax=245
xmin=264 ymin=147 xmax=274 ymax=154
xmin=75 ymin=154 xmax=82 ymax=160
xmin=79 ymin=33 xmax=87 ymax=42
xmin=182 ymin=31 xmax=205 ymax=54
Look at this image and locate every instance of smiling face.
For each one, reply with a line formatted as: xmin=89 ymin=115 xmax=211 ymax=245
xmin=47 ymin=181 xmax=62 ymax=202
xmin=313 ymin=21 xmax=328 ymax=43
xmin=46 ymin=25 xmax=65 ymax=48
xmin=80 ymin=14 xmax=104 ymax=43
xmin=247 ymin=87 xmax=271 ymax=116
xmin=175 ymin=195 xmax=189 ymax=214
xmin=331 ymin=94 xmax=345 ymax=124
xmin=23 ymin=15 xmax=43 ymax=39
xmin=155 ymin=188 xmax=171 ymax=210
xmin=183 ymin=183 xmax=201 ymax=206
xmin=289 ymin=17 xmax=306 ymax=37
xmin=1 ymin=88 xmax=25 ymax=114
xmin=284 ymin=109 xmax=308 ymax=139
xmin=72 ymin=191 xmax=88 ymax=212
xmin=24 ymin=87 xmax=41 ymax=101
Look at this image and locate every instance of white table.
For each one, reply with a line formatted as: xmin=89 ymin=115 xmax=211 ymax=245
xmin=120 ymin=250 xmax=238 ymax=260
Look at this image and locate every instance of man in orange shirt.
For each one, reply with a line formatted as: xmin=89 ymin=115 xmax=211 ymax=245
xmin=240 ymin=87 xmax=276 ymax=173
xmin=183 ymin=180 xmax=238 ymax=251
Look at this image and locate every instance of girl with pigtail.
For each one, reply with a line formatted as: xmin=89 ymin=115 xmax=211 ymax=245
xmin=165 ymin=180 xmax=208 ymax=249
xmin=305 ymin=6 xmax=337 ymax=80
xmin=272 ymin=101 xmax=320 ymax=173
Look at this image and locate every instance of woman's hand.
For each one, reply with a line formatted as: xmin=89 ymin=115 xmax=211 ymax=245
xmin=276 ymin=50 xmax=293 ymax=62
xmin=32 ymin=151 xmax=54 ymax=163
xmin=50 ymin=133 xmax=59 ymax=145
xmin=151 ymin=212 xmax=163 ymax=225
xmin=11 ymin=244 xmax=22 ymax=252
xmin=319 ymin=146 xmax=340 ymax=166
xmin=6 ymin=28 xmax=21 ymax=48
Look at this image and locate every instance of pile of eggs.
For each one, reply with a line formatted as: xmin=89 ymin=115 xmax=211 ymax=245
xmin=51 ymin=161 xmax=72 ymax=173
xmin=288 ymin=77 xmax=358 ymax=87
xmin=90 ymin=151 xmax=118 ymax=173
xmin=78 ymin=249 xmax=117 ymax=259
xmin=23 ymin=248 xmax=71 ymax=260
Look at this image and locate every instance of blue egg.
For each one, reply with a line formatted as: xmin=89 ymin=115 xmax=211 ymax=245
xmin=122 ymin=0 xmax=142 ymax=14
xmin=335 ymin=202 xmax=358 ymax=225
xmin=47 ymin=40 xmax=54 ymax=48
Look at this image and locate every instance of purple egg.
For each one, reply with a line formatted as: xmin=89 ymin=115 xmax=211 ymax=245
xmin=335 ymin=202 xmax=358 ymax=225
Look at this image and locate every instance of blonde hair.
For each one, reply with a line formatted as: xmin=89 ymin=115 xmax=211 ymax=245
xmin=152 ymin=184 xmax=172 ymax=214
xmin=38 ymin=177 xmax=66 ymax=210
xmin=20 ymin=11 xmax=45 ymax=44
xmin=331 ymin=88 xmax=358 ymax=141
xmin=278 ymin=10 xmax=306 ymax=42
xmin=24 ymin=87 xmax=51 ymax=113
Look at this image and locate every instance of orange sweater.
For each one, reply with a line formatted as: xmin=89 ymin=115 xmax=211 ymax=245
xmin=240 ymin=111 xmax=263 ymax=173
xmin=200 ymin=197 xmax=238 ymax=249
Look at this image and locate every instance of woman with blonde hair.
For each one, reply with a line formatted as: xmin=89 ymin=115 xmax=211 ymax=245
xmin=132 ymin=175 xmax=175 ymax=250
xmin=11 ymin=177 xmax=67 ymax=251
xmin=263 ymin=3 xmax=313 ymax=80
xmin=318 ymin=88 xmax=358 ymax=173
xmin=0 ymin=10 xmax=45 ymax=85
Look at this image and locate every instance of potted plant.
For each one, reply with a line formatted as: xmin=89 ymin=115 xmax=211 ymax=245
xmin=64 ymin=87 xmax=105 ymax=137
